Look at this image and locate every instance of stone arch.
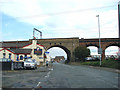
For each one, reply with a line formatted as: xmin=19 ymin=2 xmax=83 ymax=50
xmin=47 ymin=45 xmax=71 ymax=62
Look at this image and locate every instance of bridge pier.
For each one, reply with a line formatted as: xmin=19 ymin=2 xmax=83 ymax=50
xmin=101 ymin=46 xmax=106 ymax=61
xmin=71 ymin=53 xmax=75 ymax=62
xmin=101 ymin=50 xmax=105 ymax=61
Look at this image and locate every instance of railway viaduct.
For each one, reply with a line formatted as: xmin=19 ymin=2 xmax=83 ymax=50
xmin=2 ymin=37 xmax=120 ymax=62
xmin=34 ymin=37 xmax=120 ymax=62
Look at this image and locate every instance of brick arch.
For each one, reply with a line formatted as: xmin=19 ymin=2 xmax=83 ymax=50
xmin=32 ymin=37 xmax=119 ymax=61
xmin=86 ymin=45 xmax=99 ymax=55
xmin=105 ymin=44 xmax=120 ymax=55
xmin=105 ymin=43 xmax=120 ymax=49
xmin=47 ymin=45 xmax=71 ymax=62
xmin=86 ymin=44 xmax=99 ymax=48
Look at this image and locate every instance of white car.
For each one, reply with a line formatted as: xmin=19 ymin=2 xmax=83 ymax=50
xmin=85 ymin=57 xmax=93 ymax=61
xmin=24 ymin=59 xmax=37 ymax=69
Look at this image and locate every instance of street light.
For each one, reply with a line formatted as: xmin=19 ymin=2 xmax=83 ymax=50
xmin=96 ymin=15 xmax=102 ymax=66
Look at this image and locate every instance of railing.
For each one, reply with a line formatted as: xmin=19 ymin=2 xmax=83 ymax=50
xmin=0 ymin=58 xmax=24 ymax=70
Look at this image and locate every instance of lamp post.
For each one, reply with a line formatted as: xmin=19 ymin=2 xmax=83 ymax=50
xmin=96 ymin=15 xmax=102 ymax=66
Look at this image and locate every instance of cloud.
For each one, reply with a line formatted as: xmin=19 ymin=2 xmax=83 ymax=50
xmin=44 ymin=8 xmax=118 ymax=38
xmin=1 ymin=0 xmax=119 ymax=39
xmin=1 ymin=0 xmax=49 ymax=25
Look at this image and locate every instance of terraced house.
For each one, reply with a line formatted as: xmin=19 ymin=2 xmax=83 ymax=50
xmin=0 ymin=39 xmax=46 ymax=65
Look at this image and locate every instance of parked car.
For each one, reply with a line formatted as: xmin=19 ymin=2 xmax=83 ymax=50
xmin=85 ymin=57 xmax=93 ymax=61
xmin=24 ymin=59 xmax=37 ymax=69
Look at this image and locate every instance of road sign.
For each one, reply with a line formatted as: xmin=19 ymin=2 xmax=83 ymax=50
xmin=45 ymin=52 xmax=49 ymax=54
xmin=98 ymin=48 xmax=102 ymax=54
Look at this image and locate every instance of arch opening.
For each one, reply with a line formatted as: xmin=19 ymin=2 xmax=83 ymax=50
xmin=105 ymin=46 xmax=119 ymax=59
xmin=47 ymin=45 xmax=71 ymax=62
xmin=87 ymin=46 xmax=99 ymax=58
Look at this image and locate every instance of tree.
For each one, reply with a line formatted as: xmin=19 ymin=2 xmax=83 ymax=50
xmin=74 ymin=46 xmax=90 ymax=62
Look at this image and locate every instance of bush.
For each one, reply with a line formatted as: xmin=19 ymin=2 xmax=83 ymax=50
xmin=74 ymin=46 xmax=90 ymax=62
xmin=80 ymin=58 xmax=120 ymax=69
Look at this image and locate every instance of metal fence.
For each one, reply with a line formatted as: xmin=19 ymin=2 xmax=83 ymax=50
xmin=0 ymin=62 xmax=24 ymax=70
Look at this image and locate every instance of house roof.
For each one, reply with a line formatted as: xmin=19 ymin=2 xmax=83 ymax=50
xmin=55 ymin=56 xmax=65 ymax=59
xmin=8 ymin=49 xmax=32 ymax=54
xmin=0 ymin=42 xmax=31 ymax=48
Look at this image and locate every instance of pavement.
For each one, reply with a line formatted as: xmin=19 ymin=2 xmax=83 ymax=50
xmin=2 ymin=66 xmax=51 ymax=88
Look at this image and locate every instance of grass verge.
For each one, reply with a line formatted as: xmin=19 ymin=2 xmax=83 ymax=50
xmin=69 ymin=59 xmax=120 ymax=69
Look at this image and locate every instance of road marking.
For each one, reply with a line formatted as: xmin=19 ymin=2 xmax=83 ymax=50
xmin=37 ymin=82 xmax=41 ymax=87
xmin=45 ymin=71 xmax=51 ymax=78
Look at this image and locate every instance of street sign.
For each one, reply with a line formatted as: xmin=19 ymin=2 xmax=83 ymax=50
xmin=45 ymin=52 xmax=49 ymax=54
xmin=98 ymin=48 xmax=102 ymax=54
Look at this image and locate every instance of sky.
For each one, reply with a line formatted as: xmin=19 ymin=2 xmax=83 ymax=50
xmin=0 ymin=0 xmax=120 ymax=58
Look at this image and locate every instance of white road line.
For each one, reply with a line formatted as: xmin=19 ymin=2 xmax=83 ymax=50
xmin=45 ymin=71 xmax=51 ymax=78
xmin=37 ymin=82 xmax=41 ymax=87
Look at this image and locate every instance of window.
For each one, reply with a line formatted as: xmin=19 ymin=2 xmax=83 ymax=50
xmin=3 ymin=53 xmax=6 ymax=58
xmin=16 ymin=54 xmax=19 ymax=61
xmin=20 ymin=55 xmax=23 ymax=60
xmin=24 ymin=54 xmax=27 ymax=59
xmin=9 ymin=53 xmax=11 ymax=59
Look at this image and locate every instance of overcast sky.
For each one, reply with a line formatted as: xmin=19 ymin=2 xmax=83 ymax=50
xmin=0 ymin=0 xmax=119 ymax=57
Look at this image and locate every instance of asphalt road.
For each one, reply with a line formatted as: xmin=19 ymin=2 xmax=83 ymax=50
xmin=2 ymin=62 xmax=120 ymax=88
xmin=2 ymin=67 xmax=49 ymax=88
